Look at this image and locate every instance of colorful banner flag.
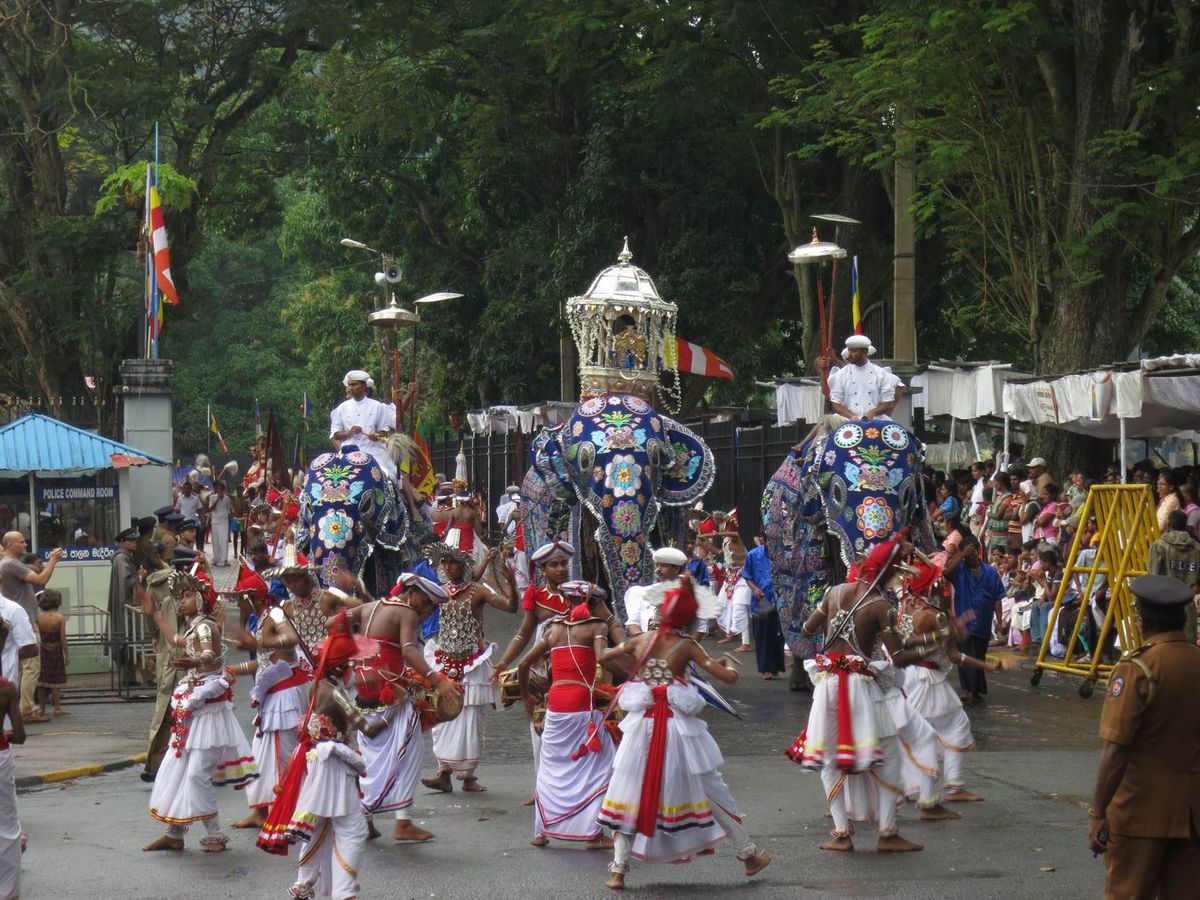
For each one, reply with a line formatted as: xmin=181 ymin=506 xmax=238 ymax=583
xmin=404 ymin=427 xmax=437 ymax=497
xmin=670 ymin=336 xmax=734 ymax=380
xmin=148 ymin=179 xmax=179 ymax=305
xmin=851 ymin=255 xmax=862 ymax=335
xmin=207 ymin=405 xmax=229 ymax=454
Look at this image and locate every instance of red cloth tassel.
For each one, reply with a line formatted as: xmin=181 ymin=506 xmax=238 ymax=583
xmin=833 ymin=663 xmax=856 ymax=773
xmin=570 ymin=721 xmax=604 ymax=761
xmin=635 ymin=685 xmax=673 ymax=837
xmin=255 ymin=735 xmax=312 ymax=856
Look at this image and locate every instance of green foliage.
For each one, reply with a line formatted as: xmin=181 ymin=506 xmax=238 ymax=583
xmin=94 ymin=163 xmax=197 ymax=217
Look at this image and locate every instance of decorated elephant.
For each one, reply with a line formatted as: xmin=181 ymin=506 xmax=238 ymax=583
xmin=300 ymin=441 xmax=409 ymax=593
xmin=520 ymin=392 xmax=713 ymax=616
xmin=760 ymin=417 xmax=934 ymax=657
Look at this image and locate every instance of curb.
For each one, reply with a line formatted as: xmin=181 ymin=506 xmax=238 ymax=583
xmin=16 ymin=752 xmax=147 ymax=788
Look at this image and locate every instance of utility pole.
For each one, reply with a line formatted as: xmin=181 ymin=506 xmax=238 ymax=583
xmin=893 ymin=108 xmax=917 ymax=363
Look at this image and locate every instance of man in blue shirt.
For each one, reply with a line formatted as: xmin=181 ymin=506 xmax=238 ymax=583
xmin=743 ymin=538 xmax=787 ymax=679
xmin=945 ymin=533 xmax=1005 ymax=703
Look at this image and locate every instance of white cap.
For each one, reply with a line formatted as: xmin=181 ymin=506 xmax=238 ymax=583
xmin=843 ymin=334 xmax=877 ymax=356
xmin=652 ymin=547 xmax=688 ymax=567
xmin=395 ymin=572 xmax=448 ymax=603
xmin=530 ymin=541 xmax=575 ymax=566
xmin=505 ymin=484 xmax=521 ymax=495
xmin=343 ymin=369 xmax=371 ymax=387
xmin=1028 ymin=457 xmax=1048 ymax=468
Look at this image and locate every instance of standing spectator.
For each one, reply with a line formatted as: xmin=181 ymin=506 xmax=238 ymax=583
xmin=205 ymin=481 xmax=233 ymax=567
xmin=107 ymin=526 xmax=140 ymax=686
xmin=35 ymin=589 xmax=68 ymax=718
xmin=1147 ymin=510 xmax=1200 ymax=642
xmin=1155 ymin=469 xmax=1184 ymax=534
xmin=967 ymin=461 xmax=988 ymax=537
xmin=20 ymin=554 xmax=44 ymax=597
xmin=1033 ymin=484 xmax=1064 ymax=547
xmin=1181 ymin=483 xmax=1200 ymax=542
xmin=0 ymin=533 xmax=63 ymax=723
xmin=1028 ymin=457 xmax=1053 ymax=494
xmin=743 ymin=536 xmax=786 ymax=680
xmin=174 ymin=480 xmax=202 ymax=520
xmin=945 ymin=533 xmax=1006 ymax=704
xmin=0 ymin=645 xmax=27 ymax=900
xmin=984 ymin=472 xmax=1020 ymax=555
xmin=229 ymin=486 xmax=247 ymax=559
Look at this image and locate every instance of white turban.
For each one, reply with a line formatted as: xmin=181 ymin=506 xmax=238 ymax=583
xmin=531 ymin=541 xmax=575 ymax=566
xmin=652 ymin=547 xmax=688 ymax=567
xmin=395 ymin=572 xmax=448 ymax=604
xmin=843 ymin=334 xmax=876 ymax=356
xmin=343 ymin=369 xmax=371 ymax=387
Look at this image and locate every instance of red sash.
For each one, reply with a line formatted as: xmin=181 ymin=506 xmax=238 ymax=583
xmin=205 ymin=687 xmax=234 ymax=705
xmin=268 ymin=667 xmax=311 ymax=694
xmin=635 ymin=685 xmax=674 ymax=837
xmin=917 ymin=659 xmax=940 ymax=671
xmin=813 ymin=653 xmax=871 ymax=773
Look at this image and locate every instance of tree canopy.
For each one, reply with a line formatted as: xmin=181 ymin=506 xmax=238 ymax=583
xmin=3 ymin=0 xmax=1199 ymax=467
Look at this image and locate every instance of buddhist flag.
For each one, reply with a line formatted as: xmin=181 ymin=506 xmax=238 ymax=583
xmin=207 ymin=405 xmax=229 ymax=454
xmin=669 ymin=336 xmax=734 ymax=380
xmin=851 ymin=255 xmax=862 ymax=334
xmin=148 ymin=178 xmax=179 ymax=305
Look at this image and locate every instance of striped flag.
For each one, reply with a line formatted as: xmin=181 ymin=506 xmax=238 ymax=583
xmin=207 ymin=405 xmax=229 ymax=454
xmin=851 ymin=255 xmax=862 ymax=334
xmin=148 ymin=178 xmax=179 ymax=305
xmin=668 ymin=336 xmax=734 ymax=380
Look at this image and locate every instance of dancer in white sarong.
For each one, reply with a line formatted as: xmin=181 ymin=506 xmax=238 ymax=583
xmin=138 ymin=574 xmax=258 ymax=853
xmin=788 ymin=537 xmax=935 ymax=853
xmin=226 ymin=566 xmax=308 ymax=830
xmin=597 ymin=576 xmax=773 ymax=891
xmin=900 ymin=559 xmax=1011 ymax=803
xmin=495 ymin=540 xmax=577 ymax=790
xmin=0 ymin=656 xmax=26 ymax=900
xmin=518 ymin=581 xmax=624 ymax=848
xmin=421 ymin=543 xmax=516 ymax=793
xmin=257 ymin=611 xmax=395 ymax=899
xmin=347 ymin=572 xmax=456 ymax=842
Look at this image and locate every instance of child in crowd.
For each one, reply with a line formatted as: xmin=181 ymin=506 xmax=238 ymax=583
xmin=1029 ymin=549 xmax=1061 ymax=651
xmin=36 ymin=589 xmax=69 ymax=717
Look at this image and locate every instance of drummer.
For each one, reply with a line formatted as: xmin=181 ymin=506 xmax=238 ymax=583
xmin=494 ymin=541 xmax=577 ymax=803
xmin=346 ymin=572 xmax=461 ymax=843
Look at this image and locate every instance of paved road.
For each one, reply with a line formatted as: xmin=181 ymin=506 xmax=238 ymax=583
xmin=13 ymin=605 xmax=1109 ymax=899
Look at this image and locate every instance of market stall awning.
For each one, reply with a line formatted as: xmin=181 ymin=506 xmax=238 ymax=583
xmin=1002 ymin=356 xmax=1200 ymax=440
xmin=0 ymin=413 xmax=169 ymax=478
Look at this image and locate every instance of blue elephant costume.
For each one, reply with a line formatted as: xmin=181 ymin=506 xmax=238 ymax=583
xmin=300 ymin=441 xmax=409 ymax=595
xmin=518 ymin=241 xmax=715 ymax=616
xmin=761 ymin=418 xmax=934 ymax=659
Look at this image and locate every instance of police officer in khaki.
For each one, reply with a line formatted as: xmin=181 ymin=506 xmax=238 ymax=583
xmin=1089 ymin=574 xmax=1200 ymax=899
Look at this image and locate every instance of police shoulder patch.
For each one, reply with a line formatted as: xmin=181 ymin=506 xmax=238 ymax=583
xmin=1110 ymin=676 xmax=1125 ymax=698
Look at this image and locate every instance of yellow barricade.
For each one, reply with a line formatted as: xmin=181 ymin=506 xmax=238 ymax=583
xmin=1030 ymin=484 xmax=1157 ymax=698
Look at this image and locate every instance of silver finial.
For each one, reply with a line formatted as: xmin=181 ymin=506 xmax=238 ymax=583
xmin=618 ymin=236 xmax=633 ymax=263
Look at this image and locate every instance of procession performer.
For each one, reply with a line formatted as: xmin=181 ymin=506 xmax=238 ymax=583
xmin=519 ymin=581 xmax=619 ymax=849
xmin=900 ymin=559 xmax=1008 ymax=804
xmin=597 ymin=576 xmax=773 ymax=890
xmin=330 ymin=370 xmax=396 ymax=481
xmin=269 ymin=542 xmax=333 ymax=661
xmin=421 ymin=543 xmax=517 ymax=793
xmin=430 ymin=485 xmax=489 ymax=571
xmin=709 ymin=512 xmax=749 ymax=650
xmin=260 ymin=612 xmax=386 ymax=900
xmin=138 ymin=572 xmax=258 ymax=853
xmin=622 ymin=547 xmax=688 ymax=634
xmin=141 ymin=548 xmax=202 ymax=781
xmin=788 ymin=537 xmax=933 ymax=853
xmin=0 ymin=626 xmax=26 ymax=900
xmin=820 ymin=333 xmax=905 ymax=421
xmin=346 ymin=572 xmax=459 ymax=843
xmin=495 ymin=540 xmax=576 ymax=789
xmin=225 ymin=567 xmax=309 ymax=831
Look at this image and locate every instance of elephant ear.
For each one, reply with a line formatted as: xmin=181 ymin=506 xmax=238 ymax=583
xmin=654 ymin=417 xmax=714 ymax=506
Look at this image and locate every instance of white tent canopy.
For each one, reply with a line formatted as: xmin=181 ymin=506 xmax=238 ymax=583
xmin=1003 ymin=355 xmax=1200 ymax=440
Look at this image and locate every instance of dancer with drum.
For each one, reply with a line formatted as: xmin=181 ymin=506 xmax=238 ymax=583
xmin=345 ymin=572 xmax=460 ymax=842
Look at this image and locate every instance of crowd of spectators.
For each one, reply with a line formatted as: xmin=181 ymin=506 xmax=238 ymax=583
xmin=924 ymin=456 xmax=1200 ymax=678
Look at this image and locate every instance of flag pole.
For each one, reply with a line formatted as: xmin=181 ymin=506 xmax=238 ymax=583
xmin=207 ymin=404 xmax=212 ymax=458
xmin=151 ymin=122 xmax=160 ymax=359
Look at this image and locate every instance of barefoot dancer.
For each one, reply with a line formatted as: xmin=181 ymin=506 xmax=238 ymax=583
xmin=597 ymin=576 xmax=773 ymax=891
xmin=495 ymin=540 xmax=576 ymax=797
xmin=421 ymin=544 xmax=517 ymax=794
xmin=519 ymin=581 xmax=624 ymax=849
xmin=349 ymin=572 xmax=460 ymax=843
xmin=901 ymin=559 xmax=1010 ymax=803
xmin=227 ymin=567 xmax=308 ymax=830
xmin=139 ymin=573 xmax=258 ymax=853
xmin=788 ymin=536 xmax=935 ymax=853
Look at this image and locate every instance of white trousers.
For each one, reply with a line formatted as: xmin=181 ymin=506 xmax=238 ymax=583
xmin=820 ymin=735 xmax=904 ymax=838
xmin=294 ymin=811 xmax=369 ymax=900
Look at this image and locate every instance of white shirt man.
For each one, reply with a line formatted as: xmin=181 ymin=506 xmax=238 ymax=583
xmin=1 ymin=593 xmax=36 ymax=729
xmin=175 ymin=490 xmax=202 ymax=519
xmin=826 ymin=334 xmax=904 ymax=420
xmin=330 ymin=369 xmax=397 ymax=481
xmin=621 ymin=547 xmax=688 ymax=633
xmin=495 ymin=487 xmax=522 ymax=537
